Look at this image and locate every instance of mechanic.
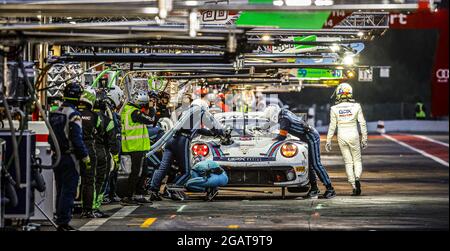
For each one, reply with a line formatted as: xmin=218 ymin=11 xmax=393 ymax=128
xmin=326 ymin=83 xmax=368 ymax=196
xmin=102 ymin=85 xmax=124 ymax=204
xmin=185 ymin=158 xmax=228 ymax=201
xmin=120 ymin=91 xmax=155 ymax=205
xmin=264 ymin=104 xmax=336 ymax=199
xmin=148 ymin=100 xmax=228 ymax=201
xmin=49 ymin=82 xmax=90 ymax=231
xmin=91 ymin=89 xmax=120 ymax=216
xmin=415 ymin=97 xmax=426 ymax=120
xmin=77 ymin=86 xmax=101 ymax=218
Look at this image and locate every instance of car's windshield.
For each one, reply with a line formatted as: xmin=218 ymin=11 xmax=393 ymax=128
xmin=219 ymin=118 xmax=279 ymax=137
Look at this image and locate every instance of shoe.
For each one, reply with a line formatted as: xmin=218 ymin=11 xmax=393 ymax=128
xmin=323 ymin=189 xmax=336 ymax=199
xmin=169 ymin=191 xmax=185 ymax=201
xmin=206 ymin=187 xmax=219 ymax=201
xmin=111 ymin=195 xmax=121 ymax=203
xmin=355 ymin=180 xmax=362 ymax=195
xmin=93 ymin=210 xmax=110 ymax=218
xmin=305 ymin=188 xmax=320 ymax=199
xmin=150 ymin=191 xmax=162 ymax=201
xmin=121 ymin=197 xmax=141 ymax=206
xmin=351 ymin=189 xmax=358 ymax=196
xmin=133 ymin=196 xmax=153 ymax=204
xmin=57 ymin=224 xmax=78 ymax=231
xmin=102 ymin=197 xmax=112 ymax=204
xmin=80 ymin=210 xmax=97 ymax=219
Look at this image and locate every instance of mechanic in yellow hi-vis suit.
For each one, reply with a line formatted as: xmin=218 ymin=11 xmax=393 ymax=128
xmin=325 ymin=83 xmax=368 ymax=196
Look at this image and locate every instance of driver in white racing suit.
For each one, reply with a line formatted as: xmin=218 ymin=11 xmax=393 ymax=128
xmin=326 ymin=83 xmax=368 ymax=196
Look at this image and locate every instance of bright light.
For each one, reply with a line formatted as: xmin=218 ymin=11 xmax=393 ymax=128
xmin=357 ymin=31 xmax=364 ymax=37
xmin=36 ymin=15 xmax=42 ymax=19
xmin=189 ymin=11 xmax=199 ymax=38
xmin=184 ymin=1 xmax=199 ymax=6
xmin=314 ymin=0 xmax=333 ymax=6
xmin=66 ymin=17 xmax=73 ymax=20
xmin=285 ymin=0 xmax=312 ymax=6
xmin=143 ymin=7 xmax=159 ymax=15
xmin=273 ymin=0 xmax=284 ymax=6
xmin=343 ymin=55 xmax=354 ymax=65
xmin=330 ymin=44 xmax=340 ymax=52
xmin=69 ymin=21 xmax=77 ymax=25
xmin=261 ymin=34 xmax=272 ymax=41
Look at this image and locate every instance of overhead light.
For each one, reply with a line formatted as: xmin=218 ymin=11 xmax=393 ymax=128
xmin=189 ymin=11 xmax=199 ymax=38
xmin=285 ymin=0 xmax=312 ymax=6
xmin=261 ymin=34 xmax=272 ymax=42
xmin=184 ymin=1 xmax=199 ymax=6
xmin=343 ymin=55 xmax=354 ymax=65
xmin=330 ymin=44 xmax=340 ymax=52
xmin=143 ymin=7 xmax=159 ymax=15
xmin=314 ymin=0 xmax=333 ymax=6
xmin=273 ymin=0 xmax=284 ymax=6
xmin=357 ymin=31 xmax=364 ymax=37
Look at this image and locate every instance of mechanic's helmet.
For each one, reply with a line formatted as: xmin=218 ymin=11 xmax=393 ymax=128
xmin=264 ymin=104 xmax=282 ymax=123
xmin=94 ymin=88 xmax=108 ymax=110
xmin=336 ymin=83 xmax=353 ymax=100
xmin=79 ymin=86 xmax=97 ymax=108
xmin=158 ymin=91 xmax=171 ymax=105
xmin=148 ymin=90 xmax=159 ymax=100
xmin=63 ymin=81 xmax=83 ymax=102
xmin=107 ymin=85 xmax=124 ymax=108
xmin=131 ymin=90 xmax=150 ymax=106
xmin=191 ymin=98 xmax=209 ymax=110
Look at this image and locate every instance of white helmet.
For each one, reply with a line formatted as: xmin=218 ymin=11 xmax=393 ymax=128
xmin=79 ymin=86 xmax=97 ymax=108
xmin=107 ymin=85 xmax=124 ymax=108
xmin=191 ymin=98 xmax=209 ymax=110
xmin=264 ymin=104 xmax=281 ymax=123
xmin=157 ymin=117 xmax=174 ymax=132
xmin=131 ymin=90 xmax=149 ymax=106
xmin=336 ymin=83 xmax=353 ymax=100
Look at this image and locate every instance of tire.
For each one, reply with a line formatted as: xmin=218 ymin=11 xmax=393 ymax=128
xmin=287 ymin=186 xmax=310 ymax=193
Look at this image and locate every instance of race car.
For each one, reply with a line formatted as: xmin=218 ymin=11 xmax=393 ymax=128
xmin=191 ymin=112 xmax=310 ymax=193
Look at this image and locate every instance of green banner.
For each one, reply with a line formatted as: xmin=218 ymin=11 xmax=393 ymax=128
xmin=236 ymin=0 xmax=330 ymax=29
xmin=297 ymin=68 xmax=344 ymax=79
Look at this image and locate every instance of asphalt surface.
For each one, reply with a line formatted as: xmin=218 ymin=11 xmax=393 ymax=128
xmin=39 ymin=133 xmax=449 ymax=231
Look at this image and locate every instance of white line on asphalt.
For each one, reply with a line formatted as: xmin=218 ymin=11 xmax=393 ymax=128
xmin=411 ymin=134 xmax=449 ymax=147
xmin=177 ymin=205 xmax=187 ymax=213
xmin=382 ymin=134 xmax=449 ymax=167
xmin=79 ymin=206 xmax=139 ymax=231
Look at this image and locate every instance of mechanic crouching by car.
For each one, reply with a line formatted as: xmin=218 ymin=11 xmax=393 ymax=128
xmin=326 ymin=83 xmax=368 ymax=196
xmin=120 ymin=91 xmax=155 ymax=205
xmin=264 ymin=104 xmax=336 ymax=199
xmin=185 ymin=158 xmax=229 ymax=201
xmin=49 ymin=82 xmax=90 ymax=231
xmin=149 ymin=100 xmax=229 ymax=201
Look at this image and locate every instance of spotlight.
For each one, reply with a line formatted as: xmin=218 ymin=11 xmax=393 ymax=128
xmin=343 ymin=55 xmax=354 ymax=65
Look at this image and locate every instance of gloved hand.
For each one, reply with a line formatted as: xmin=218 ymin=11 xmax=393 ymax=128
xmin=113 ymin=154 xmax=120 ymax=168
xmin=82 ymin=156 xmax=91 ymax=170
xmin=361 ymin=140 xmax=368 ymax=150
xmin=325 ymin=142 xmax=332 ymax=152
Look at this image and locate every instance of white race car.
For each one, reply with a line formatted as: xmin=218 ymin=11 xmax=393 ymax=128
xmin=191 ymin=112 xmax=310 ymax=193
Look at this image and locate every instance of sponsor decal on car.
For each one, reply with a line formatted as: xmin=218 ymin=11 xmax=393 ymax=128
xmin=213 ymin=157 xmax=276 ymax=162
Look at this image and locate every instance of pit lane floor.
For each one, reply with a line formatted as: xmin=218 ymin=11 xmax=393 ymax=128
xmin=41 ymin=133 xmax=449 ymax=231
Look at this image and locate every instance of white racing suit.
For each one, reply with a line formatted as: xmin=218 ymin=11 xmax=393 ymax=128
xmin=326 ymin=101 xmax=368 ymax=188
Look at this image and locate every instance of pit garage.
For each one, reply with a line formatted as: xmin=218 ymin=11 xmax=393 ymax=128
xmin=0 ymin=0 xmax=448 ymax=233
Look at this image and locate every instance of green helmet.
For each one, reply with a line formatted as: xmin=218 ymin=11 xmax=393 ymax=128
xmin=80 ymin=86 xmax=97 ymax=108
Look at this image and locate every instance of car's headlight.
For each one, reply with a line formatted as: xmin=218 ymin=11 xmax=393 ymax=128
xmin=280 ymin=143 xmax=298 ymax=158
